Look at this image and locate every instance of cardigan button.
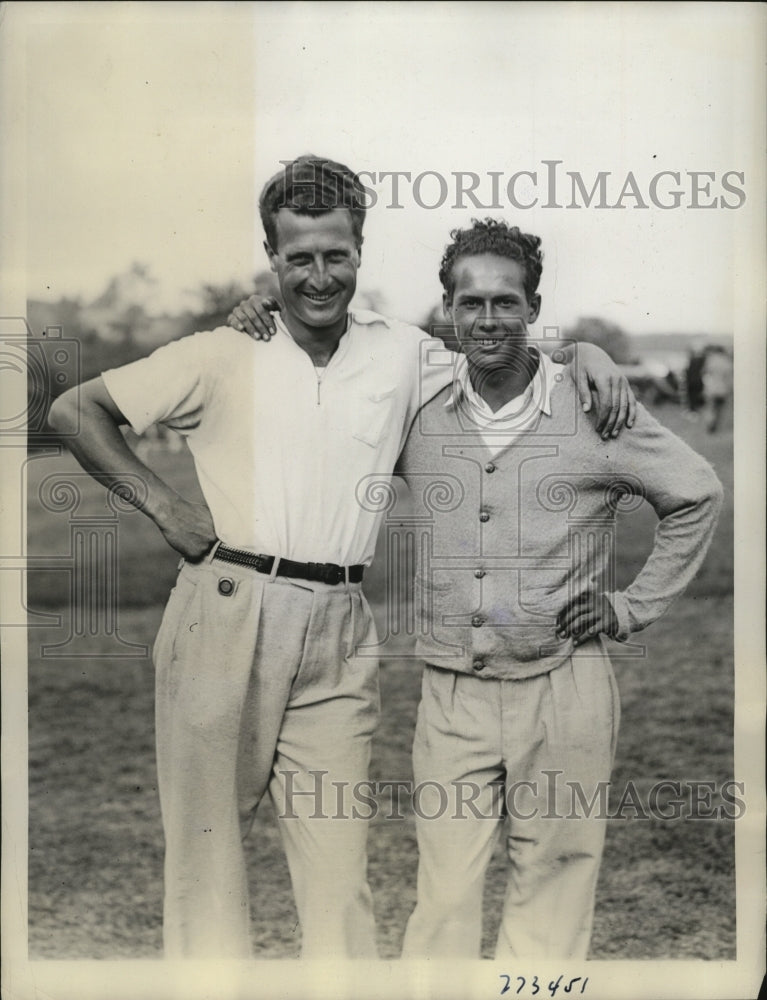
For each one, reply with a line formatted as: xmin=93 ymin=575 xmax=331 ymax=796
xmin=471 ymin=614 xmax=485 ymax=628
xmin=479 ymin=511 xmax=490 ymax=523
xmin=472 ymin=658 xmax=485 ymax=671
xmin=485 ymin=462 xmax=496 ymax=473
xmin=474 ymin=569 xmax=486 ymax=579
xmin=218 ymin=577 xmax=235 ymax=596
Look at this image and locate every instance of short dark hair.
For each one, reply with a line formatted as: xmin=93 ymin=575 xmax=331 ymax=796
xmin=439 ymin=218 xmax=544 ymax=301
xmin=259 ymin=155 xmax=367 ymax=250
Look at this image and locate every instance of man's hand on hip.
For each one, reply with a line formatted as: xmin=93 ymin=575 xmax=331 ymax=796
xmin=556 ymin=591 xmax=619 ymax=647
xmin=155 ymin=497 xmax=217 ymax=562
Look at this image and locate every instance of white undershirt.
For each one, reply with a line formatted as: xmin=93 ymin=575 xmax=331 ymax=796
xmin=446 ymin=349 xmax=563 ymax=456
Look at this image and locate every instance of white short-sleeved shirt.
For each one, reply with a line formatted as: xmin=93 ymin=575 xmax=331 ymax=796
xmin=102 ymin=310 xmax=454 ymax=565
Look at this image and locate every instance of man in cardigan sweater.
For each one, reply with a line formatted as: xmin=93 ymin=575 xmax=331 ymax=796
xmin=397 ymin=219 xmax=724 ymax=960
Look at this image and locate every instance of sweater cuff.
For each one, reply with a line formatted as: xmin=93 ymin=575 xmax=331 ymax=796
xmin=604 ymin=591 xmax=631 ymax=642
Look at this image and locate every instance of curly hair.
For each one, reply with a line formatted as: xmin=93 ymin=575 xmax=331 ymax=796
xmin=259 ymin=155 xmax=367 ymax=251
xmin=439 ymin=219 xmax=543 ymax=301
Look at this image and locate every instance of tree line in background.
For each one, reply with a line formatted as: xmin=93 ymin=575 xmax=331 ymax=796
xmin=26 ymin=262 xmax=729 ymax=442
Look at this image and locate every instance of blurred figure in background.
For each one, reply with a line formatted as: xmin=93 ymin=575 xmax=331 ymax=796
xmin=701 ymin=345 xmax=733 ymax=433
xmin=684 ymin=347 xmax=706 ymax=415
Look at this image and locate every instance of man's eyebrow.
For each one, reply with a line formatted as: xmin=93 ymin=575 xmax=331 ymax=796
xmin=456 ymin=290 xmax=521 ymax=297
xmin=285 ymin=247 xmax=350 ymax=260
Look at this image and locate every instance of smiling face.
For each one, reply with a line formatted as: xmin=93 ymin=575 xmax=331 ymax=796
xmin=444 ymin=253 xmax=541 ymax=376
xmin=266 ymin=208 xmax=361 ymax=339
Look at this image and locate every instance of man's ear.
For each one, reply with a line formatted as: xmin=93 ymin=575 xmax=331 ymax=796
xmin=528 ymin=294 xmax=541 ymax=325
xmin=265 ymin=241 xmax=277 ymax=273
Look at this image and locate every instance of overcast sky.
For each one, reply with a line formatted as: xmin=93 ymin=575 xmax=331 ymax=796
xmin=19 ymin=2 xmax=765 ymax=337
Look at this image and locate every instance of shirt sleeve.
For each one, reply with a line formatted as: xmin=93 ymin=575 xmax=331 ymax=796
xmin=602 ymin=405 xmax=724 ymax=641
xmin=417 ymin=334 xmax=457 ymax=409
xmin=393 ymin=413 xmax=418 ymax=483
xmin=101 ymin=330 xmax=219 ymax=436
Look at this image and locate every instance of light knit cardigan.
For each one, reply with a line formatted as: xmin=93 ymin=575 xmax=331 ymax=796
xmin=396 ymin=378 xmax=724 ymax=680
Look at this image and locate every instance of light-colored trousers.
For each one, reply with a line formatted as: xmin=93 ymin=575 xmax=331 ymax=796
xmin=152 ymin=554 xmax=380 ymax=958
xmin=402 ymin=642 xmax=620 ymax=959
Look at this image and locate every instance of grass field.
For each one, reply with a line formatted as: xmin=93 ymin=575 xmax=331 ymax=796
xmin=25 ymin=402 xmax=736 ymax=960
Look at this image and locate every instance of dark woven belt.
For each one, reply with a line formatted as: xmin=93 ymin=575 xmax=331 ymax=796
xmin=214 ymin=543 xmax=364 ymax=586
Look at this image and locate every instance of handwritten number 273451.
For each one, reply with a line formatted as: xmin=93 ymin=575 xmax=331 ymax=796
xmin=499 ymin=974 xmax=589 ymax=996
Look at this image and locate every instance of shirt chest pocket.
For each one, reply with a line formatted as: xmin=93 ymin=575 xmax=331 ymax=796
xmin=350 ymin=386 xmax=399 ymax=449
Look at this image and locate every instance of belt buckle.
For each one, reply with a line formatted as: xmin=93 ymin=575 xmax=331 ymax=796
xmin=306 ymin=562 xmax=342 ymax=585
xmin=253 ymin=554 xmax=272 ymax=574
xmin=305 ymin=561 xmax=320 ymax=582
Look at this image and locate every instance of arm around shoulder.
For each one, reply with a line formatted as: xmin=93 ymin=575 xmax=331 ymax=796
xmin=557 ymin=340 xmax=637 ymax=437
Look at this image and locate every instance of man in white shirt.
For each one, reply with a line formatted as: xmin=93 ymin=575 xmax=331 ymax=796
xmin=49 ymin=156 xmax=634 ymax=959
